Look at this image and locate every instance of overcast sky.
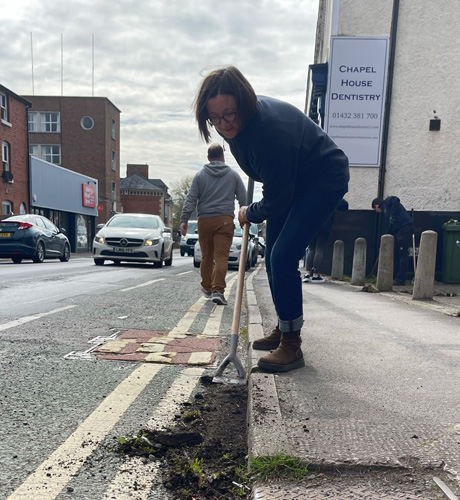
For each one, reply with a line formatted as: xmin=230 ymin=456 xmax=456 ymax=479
xmin=1 ymin=0 xmax=318 ymax=200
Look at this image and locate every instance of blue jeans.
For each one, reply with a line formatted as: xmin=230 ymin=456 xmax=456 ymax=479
xmin=265 ymin=190 xmax=346 ymax=333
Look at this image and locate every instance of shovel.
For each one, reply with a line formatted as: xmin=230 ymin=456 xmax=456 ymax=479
xmin=212 ymin=178 xmax=254 ymax=385
xmin=212 ymin=221 xmax=250 ymax=385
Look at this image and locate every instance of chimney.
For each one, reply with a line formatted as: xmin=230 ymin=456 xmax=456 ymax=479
xmin=127 ymin=164 xmax=149 ymax=178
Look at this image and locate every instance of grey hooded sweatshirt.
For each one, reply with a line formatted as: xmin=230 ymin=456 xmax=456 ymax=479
xmin=180 ymin=161 xmax=247 ymax=222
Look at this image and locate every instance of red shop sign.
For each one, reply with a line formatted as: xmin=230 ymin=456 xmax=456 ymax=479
xmin=82 ymin=184 xmax=96 ymax=208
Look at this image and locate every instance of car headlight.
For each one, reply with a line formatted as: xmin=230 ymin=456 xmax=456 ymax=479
xmin=236 ymin=243 xmax=242 ymax=250
xmin=95 ymin=235 xmax=105 ymax=244
xmin=145 ymin=239 xmax=160 ymax=246
xmin=181 ymin=235 xmax=186 ymax=241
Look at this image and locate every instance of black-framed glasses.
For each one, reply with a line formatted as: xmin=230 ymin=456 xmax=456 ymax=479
xmin=207 ymin=112 xmax=237 ymax=126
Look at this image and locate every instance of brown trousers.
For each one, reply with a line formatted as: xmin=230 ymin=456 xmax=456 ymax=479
xmin=198 ymin=215 xmax=234 ymax=294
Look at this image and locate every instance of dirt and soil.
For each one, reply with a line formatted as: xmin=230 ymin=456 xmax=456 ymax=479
xmin=115 ymin=378 xmax=250 ymax=500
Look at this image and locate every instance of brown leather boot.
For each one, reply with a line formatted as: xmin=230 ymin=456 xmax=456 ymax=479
xmin=257 ymin=331 xmax=305 ymax=372
xmin=252 ymin=325 xmax=282 ymax=351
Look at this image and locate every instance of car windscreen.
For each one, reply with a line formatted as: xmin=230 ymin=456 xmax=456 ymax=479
xmin=107 ymin=216 xmax=159 ymax=229
xmin=187 ymin=221 xmax=198 ymax=234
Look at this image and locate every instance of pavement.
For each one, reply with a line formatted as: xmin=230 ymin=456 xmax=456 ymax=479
xmin=245 ymin=263 xmax=460 ymax=500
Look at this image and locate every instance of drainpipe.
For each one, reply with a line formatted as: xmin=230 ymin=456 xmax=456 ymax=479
xmin=25 ymin=103 xmax=31 ymax=213
xmin=374 ymin=0 xmax=400 ymax=265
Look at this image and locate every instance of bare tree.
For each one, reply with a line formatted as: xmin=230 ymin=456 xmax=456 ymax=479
xmin=171 ymin=175 xmax=194 ymax=231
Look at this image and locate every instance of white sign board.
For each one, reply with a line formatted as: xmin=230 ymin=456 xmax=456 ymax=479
xmin=324 ymin=36 xmax=390 ymax=167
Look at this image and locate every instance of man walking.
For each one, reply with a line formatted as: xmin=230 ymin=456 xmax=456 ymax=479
xmin=372 ymin=196 xmax=415 ymax=285
xmin=181 ymin=144 xmax=246 ymax=305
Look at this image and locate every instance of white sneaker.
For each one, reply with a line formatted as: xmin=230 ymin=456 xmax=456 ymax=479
xmin=201 ymin=286 xmax=212 ymax=298
xmin=311 ymin=275 xmax=325 ymax=283
xmin=302 ymin=274 xmax=311 ymax=283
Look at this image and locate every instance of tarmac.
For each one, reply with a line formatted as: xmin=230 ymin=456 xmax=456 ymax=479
xmin=245 ymin=263 xmax=460 ymax=500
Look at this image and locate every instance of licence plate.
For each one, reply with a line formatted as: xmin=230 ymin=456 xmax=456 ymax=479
xmin=114 ymin=247 xmax=134 ymax=253
xmin=0 ymin=233 xmax=11 ymax=237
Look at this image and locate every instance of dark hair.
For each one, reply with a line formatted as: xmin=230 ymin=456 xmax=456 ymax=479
xmin=207 ymin=143 xmax=224 ymax=160
xmin=194 ymin=66 xmax=258 ymax=143
xmin=371 ymin=197 xmax=382 ymax=209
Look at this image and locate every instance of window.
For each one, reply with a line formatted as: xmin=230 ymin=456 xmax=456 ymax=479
xmin=28 ymin=112 xmax=37 ymax=132
xmin=81 ymin=116 xmax=94 ymax=130
xmin=42 ymin=145 xmax=61 ymax=164
xmin=111 ymin=150 xmax=116 ymax=171
xmin=40 ymin=112 xmax=60 ymax=132
xmin=29 ymin=144 xmax=61 ymax=164
xmin=35 ymin=217 xmax=46 ymax=229
xmin=2 ymin=142 xmax=10 ymax=171
xmin=19 ymin=202 xmax=26 ymax=214
xmin=2 ymin=201 xmax=12 ymax=215
xmin=0 ymin=93 xmax=8 ymax=122
xmin=111 ymin=181 xmax=116 ymax=199
xmin=111 ymin=118 xmax=116 ymax=139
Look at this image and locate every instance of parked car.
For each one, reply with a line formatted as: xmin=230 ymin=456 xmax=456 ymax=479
xmin=180 ymin=220 xmax=198 ymax=256
xmin=256 ymin=236 xmax=265 ymax=258
xmin=0 ymin=214 xmax=70 ymax=264
xmin=93 ymin=213 xmax=173 ymax=268
xmin=193 ymin=223 xmax=258 ymax=270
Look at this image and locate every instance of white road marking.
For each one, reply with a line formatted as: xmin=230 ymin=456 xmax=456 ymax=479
xmin=202 ymin=275 xmax=238 ymax=336
xmin=168 ymin=296 xmax=208 ymax=337
xmin=0 ymin=305 xmax=77 ymax=332
xmin=177 ymin=270 xmax=193 ymax=275
xmin=119 ymin=278 xmax=165 ymax=292
xmin=102 ymin=367 xmax=204 ymax=499
xmin=7 ymin=363 xmax=165 ymax=500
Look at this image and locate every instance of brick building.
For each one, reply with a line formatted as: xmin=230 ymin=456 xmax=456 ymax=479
xmin=23 ymin=95 xmax=121 ymax=225
xmin=0 ymin=85 xmax=31 ymax=217
xmin=120 ymin=164 xmax=172 ymax=228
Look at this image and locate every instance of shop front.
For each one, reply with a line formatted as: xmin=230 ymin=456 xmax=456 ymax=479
xmin=29 ymin=156 xmax=98 ymax=252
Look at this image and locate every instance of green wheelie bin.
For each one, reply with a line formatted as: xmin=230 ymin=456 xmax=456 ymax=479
xmin=441 ymin=220 xmax=460 ymax=283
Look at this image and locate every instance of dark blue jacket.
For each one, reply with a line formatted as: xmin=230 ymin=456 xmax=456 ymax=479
xmin=226 ymin=96 xmax=349 ymax=223
xmin=380 ymin=196 xmax=413 ymax=234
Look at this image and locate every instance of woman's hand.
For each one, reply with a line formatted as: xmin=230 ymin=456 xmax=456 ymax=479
xmin=238 ymin=206 xmax=249 ymax=227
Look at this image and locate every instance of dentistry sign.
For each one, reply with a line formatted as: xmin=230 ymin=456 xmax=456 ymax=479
xmin=324 ymin=36 xmax=390 ymax=167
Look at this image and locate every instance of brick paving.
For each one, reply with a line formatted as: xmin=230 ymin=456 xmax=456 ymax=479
xmin=94 ymin=329 xmax=219 ymax=365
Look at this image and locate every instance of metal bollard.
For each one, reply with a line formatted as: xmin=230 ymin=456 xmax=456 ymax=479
xmin=331 ymin=240 xmax=345 ymax=280
xmin=412 ymin=230 xmax=438 ymax=300
xmin=376 ymin=234 xmax=394 ymax=291
xmin=351 ymin=237 xmax=367 ymax=286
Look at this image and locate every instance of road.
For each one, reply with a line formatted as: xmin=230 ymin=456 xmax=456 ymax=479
xmin=0 ymin=250 xmax=241 ymax=499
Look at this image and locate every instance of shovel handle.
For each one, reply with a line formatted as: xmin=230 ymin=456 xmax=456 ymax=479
xmin=231 ymin=222 xmax=250 ymax=335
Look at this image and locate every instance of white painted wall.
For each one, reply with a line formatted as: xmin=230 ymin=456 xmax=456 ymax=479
xmin=319 ymin=0 xmax=460 ymax=212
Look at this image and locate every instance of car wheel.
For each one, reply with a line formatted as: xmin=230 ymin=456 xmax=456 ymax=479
xmin=94 ymin=258 xmax=105 ymax=266
xmin=12 ymin=257 xmax=22 ymax=264
xmin=59 ymin=243 xmax=70 ymax=262
xmin=153 ymin=248 xmax=164 ymax=268
xmin=32 ymin=241 xmax=45 ymax=263
xmin=164 ymin=249 xmax=173 ymax=266
xmin=193 ymin=259 xmax=200 ymax=268
xmin=180 ymin=249 xmax=185 ymax=256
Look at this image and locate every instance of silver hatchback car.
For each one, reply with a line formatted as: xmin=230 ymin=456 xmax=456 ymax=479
xmin=93 ymin=213 xmax=173 ymax=267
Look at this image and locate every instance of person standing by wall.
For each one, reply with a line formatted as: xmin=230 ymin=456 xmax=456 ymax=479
xmin=181 ymin=144 xmax=246 ymax=305
xmin=372 ymin=196 xmax=414 ymax=286
xmin=194 ymin=66 xmax=349 ymax=372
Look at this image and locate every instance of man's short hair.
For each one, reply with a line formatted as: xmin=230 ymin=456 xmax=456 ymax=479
xmin=208 ymin=143 xmax=224 ymax=160
xmin=371 ymin=197 xmax=382 ymax=209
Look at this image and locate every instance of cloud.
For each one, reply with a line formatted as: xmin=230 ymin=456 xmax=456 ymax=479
xmin=1 ymin=0 xmax=318 ymax=202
